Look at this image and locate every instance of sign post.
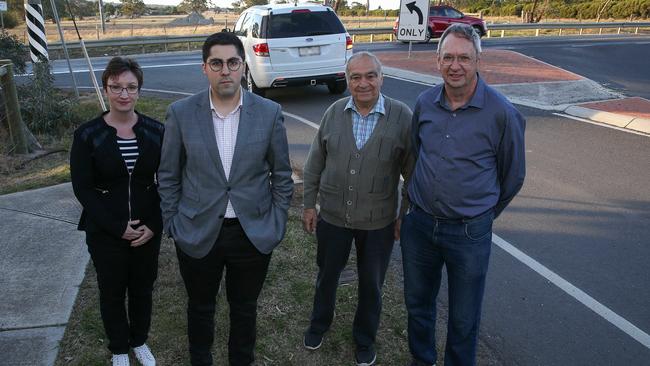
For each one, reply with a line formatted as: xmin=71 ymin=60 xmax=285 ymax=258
xmin=0 ymin=1 xmax=7 ymax=30
xmin=397 ymin=0 xmax=429 ymax=58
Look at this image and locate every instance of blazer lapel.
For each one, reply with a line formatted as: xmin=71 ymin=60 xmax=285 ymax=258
xmin=229 ymin=90 xmax=255 ymax=180
xmin=196 ymin=90 xmax=227 ymax=180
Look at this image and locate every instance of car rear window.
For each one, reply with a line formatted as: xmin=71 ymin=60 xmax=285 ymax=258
xmin=266 ymin=10 xmax=345 ymax=38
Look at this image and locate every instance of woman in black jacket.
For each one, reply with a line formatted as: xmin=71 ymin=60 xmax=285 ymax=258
xmin=70 ymin=57 xmax=163 ymax=366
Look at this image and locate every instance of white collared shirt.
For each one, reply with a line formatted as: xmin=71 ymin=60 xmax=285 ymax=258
xmin=209 ymin=87 xmax=243 ymax=218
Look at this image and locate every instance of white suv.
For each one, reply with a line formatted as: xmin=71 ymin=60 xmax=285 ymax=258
xmin=232 ymin=3 xmax=353 ymax=96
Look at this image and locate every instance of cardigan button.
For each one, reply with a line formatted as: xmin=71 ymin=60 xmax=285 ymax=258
xmin=350 ymin=169 xmax=356 ymax=174
xmin=346 ymin=200 xmax=352 ymax=205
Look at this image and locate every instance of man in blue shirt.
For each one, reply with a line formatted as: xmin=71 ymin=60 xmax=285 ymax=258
xmin=402 ymin=24 xmax=526 ymax=366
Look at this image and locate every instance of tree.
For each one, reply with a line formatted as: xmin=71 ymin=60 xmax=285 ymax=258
xmin=596 ymin=0 xmax=614 ymax=21
xmin=243 ymin=0 xmax=267 ymax=8
xmin=120 ymin=0 xmax=146 ymax=18
xmin=178 ymin=0 xmax=211 ymax=14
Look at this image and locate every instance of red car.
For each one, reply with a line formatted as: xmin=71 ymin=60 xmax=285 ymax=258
xmin=393 ymin=5 xmax=487 ymax=42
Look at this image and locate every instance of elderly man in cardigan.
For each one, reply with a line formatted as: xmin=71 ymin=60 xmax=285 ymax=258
xmin=301 ymin=51 xmax=414 ymax=366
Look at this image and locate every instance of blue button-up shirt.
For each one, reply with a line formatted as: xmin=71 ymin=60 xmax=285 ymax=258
xmin=345 ymin=94 xmax=386 ymax=149
xmin=408 ymin=76 xmax=526 ymax=219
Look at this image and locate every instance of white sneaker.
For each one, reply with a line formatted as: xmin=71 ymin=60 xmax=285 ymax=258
xmin=112 ymin=354 xmax=130 ymax=366
xmin=132 ymin=344 xmax=156 ymax=366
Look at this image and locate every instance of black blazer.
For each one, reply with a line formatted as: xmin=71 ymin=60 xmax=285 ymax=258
xmin=70 ymin=112 xmax=164 ymax=239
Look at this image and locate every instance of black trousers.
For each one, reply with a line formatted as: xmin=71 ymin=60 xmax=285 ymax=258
xmin=86 ymin=232 xmax=161 ymax=355
xmin=176 ymin=220 xmax=271 ymax=366
xmin=308 ymin=218 xmax=395 ymax=348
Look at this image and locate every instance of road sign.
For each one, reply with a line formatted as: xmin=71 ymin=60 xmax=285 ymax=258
xmin=0 ymin=1 xmax=7 ymax=11
xmin=397 ymin=0 xmax=429 ymax=42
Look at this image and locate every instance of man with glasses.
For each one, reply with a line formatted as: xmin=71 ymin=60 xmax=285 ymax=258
xmin=401 ymin=24 xmax=526 ymax=366
xmin=158 ymin=32 xmax=293 ymax=366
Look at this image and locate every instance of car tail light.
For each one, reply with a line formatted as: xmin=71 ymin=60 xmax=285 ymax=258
xmin=292 ymin=9 xmax=310 ymax=13
xmin=346 ymin=36 xmax=353 ymax=50
xmin=253 ymin=43 xmax=269 ymax=57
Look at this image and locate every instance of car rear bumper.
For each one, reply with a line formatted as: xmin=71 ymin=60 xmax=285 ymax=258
xmin=269 ymin=73 xmax=346 ymax=88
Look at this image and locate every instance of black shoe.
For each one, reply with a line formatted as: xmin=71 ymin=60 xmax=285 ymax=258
xmin=303 ymin=330 xmax=323 ymax=350
xmin=355 ymin=345 xmax=376 ymax=366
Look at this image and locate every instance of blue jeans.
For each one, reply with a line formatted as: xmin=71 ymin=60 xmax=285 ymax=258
xmin=401 ymin=206 xmax=494 ymax=366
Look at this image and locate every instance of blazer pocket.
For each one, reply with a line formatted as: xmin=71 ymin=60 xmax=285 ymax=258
xmin=182 ymin=188 xmax=199 ymax=202
xmin=256 ymin=194 xmax=272 ymax=217
xmin=179 ymin=199 xmax=200 ymax=219
xmin=248 ymin=129 xmax=269 ymax=144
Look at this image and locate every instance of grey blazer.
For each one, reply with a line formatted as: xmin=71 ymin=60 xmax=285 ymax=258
xmin=158 ymin=89 xmax=293 ymax=258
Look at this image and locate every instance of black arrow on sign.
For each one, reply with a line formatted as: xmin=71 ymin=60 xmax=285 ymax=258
xmin=406 ymin=1 xmax=424 ymax=25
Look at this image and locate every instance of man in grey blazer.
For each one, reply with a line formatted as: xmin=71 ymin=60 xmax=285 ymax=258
xmin=158 ymin=32 xmax=293 ymax=366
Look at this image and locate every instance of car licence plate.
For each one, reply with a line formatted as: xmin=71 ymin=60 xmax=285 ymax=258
xmin=299 ymin=46 xmax=321 ymax=56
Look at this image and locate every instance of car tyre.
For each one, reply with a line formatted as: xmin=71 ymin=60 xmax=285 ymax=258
xmin=245 ymin=69 xmax=265 ymax=97
xmin=327 ymin=80 xmax=347 ymax=94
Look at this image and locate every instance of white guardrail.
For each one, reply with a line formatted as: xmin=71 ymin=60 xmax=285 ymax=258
xmin=47 ymin=21 xmax=650 ymax=55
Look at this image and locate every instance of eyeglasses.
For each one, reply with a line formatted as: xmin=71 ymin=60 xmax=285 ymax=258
xmin=108 ymin=85 xmax=139 ymax=94
xmin=207 ymin=58 xmax=243 ymax=73
xmin=440 ymin=54 xmax=475 ymax=66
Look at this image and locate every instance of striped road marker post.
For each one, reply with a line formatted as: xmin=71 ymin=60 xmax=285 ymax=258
xmin=24 ymin=0 xmax=48 ymax=62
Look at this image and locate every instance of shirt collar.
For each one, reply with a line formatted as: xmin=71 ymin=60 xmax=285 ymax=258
xmin=209 ymin=86 xmax=243 ymax=118
xmin=345 ymin=93 xmax=386 ymax=116
xmin=435 ymin=74 xmax=486 ymax=111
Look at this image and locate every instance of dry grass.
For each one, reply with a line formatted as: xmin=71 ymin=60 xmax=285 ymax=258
xmin=53 ymin=210 xmax=415 ymax=366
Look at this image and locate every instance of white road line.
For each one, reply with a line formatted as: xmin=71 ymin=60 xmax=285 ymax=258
xmin=492 ymin=234 xmax=650 ymax=349
xmin=384 ymin=75 xmax=434 ymax=86
xmin=45 ymin=62 xmax=202 ymax=75
xmin=554 ymin=113 xmax=649 ymax=137
xmin=72 ymin=86 xmax=194 ymax=96
xmin=282 ymin=111 xmax=320 ymax=129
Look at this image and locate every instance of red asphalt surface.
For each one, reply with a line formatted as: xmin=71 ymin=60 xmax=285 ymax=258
xmin=375 ymin=50 xmax=650 ymax=120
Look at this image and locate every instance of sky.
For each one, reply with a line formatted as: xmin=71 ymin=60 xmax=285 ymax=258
xmin=141 ymin=0 xmax=403 ymax=10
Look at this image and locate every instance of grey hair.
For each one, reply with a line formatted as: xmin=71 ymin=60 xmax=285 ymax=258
xmin=345 ymin=51 xmax=383 ymax=82
xmin=437 ymin=23 xmax=482 ymax=56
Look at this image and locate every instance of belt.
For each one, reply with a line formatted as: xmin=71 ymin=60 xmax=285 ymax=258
xmin=413 ymin=205 xmax=493 ymax=223
xmin=222 ymin=217 xmax=240 ymax=226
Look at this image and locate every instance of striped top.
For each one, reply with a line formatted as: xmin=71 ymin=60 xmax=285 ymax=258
xmin=117 ymin=137 xmax=139 ymax=173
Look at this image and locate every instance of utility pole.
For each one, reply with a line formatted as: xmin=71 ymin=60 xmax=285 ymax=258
xmin=98 ymin=0 xmax=106 ymax=34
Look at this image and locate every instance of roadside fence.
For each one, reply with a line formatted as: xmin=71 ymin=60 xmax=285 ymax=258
xmin=42 ymin=21 xmax=650 ymax=59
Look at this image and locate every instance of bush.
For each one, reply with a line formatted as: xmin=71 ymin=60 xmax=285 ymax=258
xmin=0 ymin=31 xmax=29 ymax=74
xmin=17 ymin=59 xmax=76 ymax=136
xmin=1 ymin=11 xmax=21 ymax=28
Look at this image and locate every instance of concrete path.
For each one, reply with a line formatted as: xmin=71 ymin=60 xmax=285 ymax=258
xmin=0 ymin=184 xmax=87 ymax=366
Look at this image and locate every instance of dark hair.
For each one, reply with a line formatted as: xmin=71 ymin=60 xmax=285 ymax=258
xmin=101 ymin=57 xmax=144 ymax=90
xmin=202 ymin=31 xmax=246 ymax=63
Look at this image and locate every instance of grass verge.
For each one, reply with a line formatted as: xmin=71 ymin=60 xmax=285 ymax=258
xmin=54 ymin=211 xmax=413 ymax=366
